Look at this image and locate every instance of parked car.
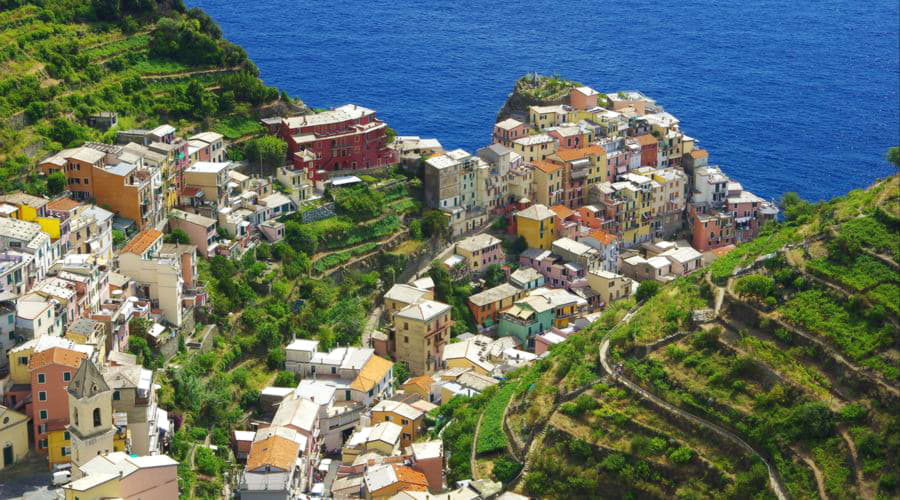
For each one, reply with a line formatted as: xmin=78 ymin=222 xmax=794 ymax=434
xmin=51 ymin=463 xmax=72 ymax=486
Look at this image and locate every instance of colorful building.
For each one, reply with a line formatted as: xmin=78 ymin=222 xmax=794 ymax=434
xmin=29 ymin=346 xmax=86 ymax=466
xmin=515 ymin=204 xmax=556 ymax=250
xmin=279 ymin=104 xmax=396 ymax=181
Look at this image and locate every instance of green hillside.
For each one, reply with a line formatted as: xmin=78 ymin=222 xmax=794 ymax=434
xmin=0 ymin=0 xmax=297 ymax=193
xmin=436 ymin=175 xmax=900 ymax=499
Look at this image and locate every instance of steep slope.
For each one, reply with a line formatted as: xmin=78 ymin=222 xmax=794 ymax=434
xmin=436 ymin=175 xmax=899 ymax=499
xmin=0 ymin=0 xmax=301 ymax=193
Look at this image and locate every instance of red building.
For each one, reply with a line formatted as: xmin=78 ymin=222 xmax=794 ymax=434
xmin=636 ymin=134 xmax=658 ymax=166
xmin=278 ymin=104 xmax=396 ymax=180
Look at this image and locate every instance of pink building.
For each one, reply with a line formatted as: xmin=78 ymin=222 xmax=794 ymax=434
xmin=168 ymin=209 xmax=217 ymax=257
xmin=493 ymin=118 xmax=529 ymax=146
xmin=28 ymin=347 xmax=86 ymax=455
xmin=519 ymin=248 xmax=586 ymax=290
xmin=454 ymin=234 xmax=505 ymax=274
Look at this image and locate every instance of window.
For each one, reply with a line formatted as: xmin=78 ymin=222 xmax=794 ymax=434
xmin=19 ymin=356 xmax=27 ymax=365
xmin=64 ymin=372 xmax=71 ymax=382
xmin=401 ymin=419 xmax=409 ymax=425
xmin=37 ymin=373 xmax=45 ymax=384
xmin=39 ymin=410 xmax=48 ymax=420
xmin=38 ymin=423 xmax=47 ymax=433
xmin=112 ymin=391 xmax=120 ymax=401
xmin=331 ymin=367 xmax=336 ymax=374
xmin=93 ymin=408 xmax=101 ymax=427
xmin=38 ymin=391 xmax=47 ymax=401
xmin=404 ymin=336 xmax=409 ymax=344
xmin=39 ymin=439 xmax=47 ymax=449
xmin=64 ymin=431 xmax=70 ymax=440
xmin=384 ymin=415 xmax=391 ymax=422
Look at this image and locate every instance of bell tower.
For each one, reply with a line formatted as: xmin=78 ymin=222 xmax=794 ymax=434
xmin=67 ymin=359 xmax=115 ymax=479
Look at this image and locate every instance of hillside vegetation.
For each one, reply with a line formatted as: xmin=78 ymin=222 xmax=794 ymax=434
xmin=436 ymin=175 xmax=899 ymax=499
xmin=0 ymin=0 xmax=296 ymax=193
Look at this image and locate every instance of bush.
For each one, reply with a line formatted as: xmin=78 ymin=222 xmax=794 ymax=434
xmin=195 ymin=447 xmax=223 ymax=476
xmin=492 ymin=456 xmax=522 ymax=483
xmin=267 ymin=347 xmax=285 ymax=370
xmin=636 ymin=281 xmax=660 ymax=302
xmin=668 ymin=446 xmax=694 ymax=464
xmin=734 ymin=274 xmax=775 ymax=301
xmin=273 ymin=370 xmax=297 ymax=387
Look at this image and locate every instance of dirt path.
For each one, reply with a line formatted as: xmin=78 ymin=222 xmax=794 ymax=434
xmin=600 ymin=328 xmax=789 ymax=500
xmin=140 ymin=66 xmax=241 ymax=80
xmin=839 ymin=426 xmax=873 ymax=500
xmin=470 ymin=412 xmax=485 ymax=480
xmin=792 ymin=446 xmax=828 ymax=500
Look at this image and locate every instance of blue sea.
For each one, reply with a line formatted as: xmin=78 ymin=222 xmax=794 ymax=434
xmin=189 ymin=0 xmax=899 ymax=202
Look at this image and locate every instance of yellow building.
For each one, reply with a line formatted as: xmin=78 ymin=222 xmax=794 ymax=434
xmin=370 ymin=400 xmax=425 ymax=449
xmin=531 ymin=161 xmax=564 ymax=207
xmin=392 ymin=300 xmax=452 ymax=375
xmin=510 ymin=134 xmax=558 ymax=164
xmin=0 ymin=405 xmax=29 ymax=470
xmin=47 ymin=429 xmax=71 ymax=466
xmin=528 ymin=105 xmax=568 ymax=130
xmin=515 ymin=204 xmax=556 ymax=250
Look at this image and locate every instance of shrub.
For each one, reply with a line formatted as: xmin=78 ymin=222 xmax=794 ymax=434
xmin=195 ymin=447 xmax=223 ymax=476
xmin=266 ymin=347 xmax=285 ymax=370
xmin=668 ymin=447 xmax=694 ymax=464
xmin=273 ymin=370 xmax=297 ymax=387
xmin=734 ymin=274 xmax=775 ymax=301
xmin=636 ymin=281 xmax=660 ymax=302
xmin=492 ymin=456 xmax=522 ymax=483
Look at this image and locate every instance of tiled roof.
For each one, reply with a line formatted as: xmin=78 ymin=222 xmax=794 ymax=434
xmin=393 ymin=465 xmax=429 ymax=489
xmin=549 ymin=205 xmax=575 ymax=219
xmin=589 ymin=230 xmax=617 ymax=245
xmin=403 ymin=375 xmax=433 ymax=392
xmin=246 ymin=435 xmax=300 ymax=472
xmin=636 ymin=134 xmax=658 ymax=146
xmin=351 ymin=355 xmax=393 ymax=392
xmin=120 ymin=228 xmax=162 ymax=255
xmin=29 ymin=346 xmax=85 ymax=370
xmin=515 ymin=204 xmax=555 ymax=221
xmin=554 ymin=145 xmax=605 ymax=162
xmin=46 ymin=197 xmax=81 ymax=212
xmin=531 ymin=160 xmax=561 ymax=174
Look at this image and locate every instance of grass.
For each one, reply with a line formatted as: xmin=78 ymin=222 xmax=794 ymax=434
xmin=212 ymin=115 xmax=264 ymax=140
xmin=778 ymin=289 xmax=897 ymax=379
xmin=610 ymin=277 xmax=704 ymax=345
xmin=710 ymin=224 xmax=800 ymax=282
xmin=313 ymin=242 xmax=379 ymax=273
xmin=476 ymin=382 xmax=517 ymax=454
xmin=805 ymin=255 xmax=897 ymax=292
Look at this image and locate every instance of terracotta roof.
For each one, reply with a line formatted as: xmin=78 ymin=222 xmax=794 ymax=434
xmin=246 ymin=435 xmax=300 ymax=472
xmin=28 ymin=346 xmax=86 ymax=370
xmin=550 ymin=205 xmax=575 ymax=220
xmin=554 ymin=145 xmax=605 ymax=162
xmin=636 ymin=134 xmax=658 ymax=146
xmin=589 ymin=230 xmax=617 ymax=245
xmin=403 ymin=375 xmax=432 ymax=393
xmin=181 ymin=186 xmax=202 ymax=197
xmin=46 ymin=197 xmax=81 ymax=212
xmin=351 ymin=355 xmax=393 ymax=392
xmin=393 ymin=465 xmax=429 ymax=490
xmin=121 ymin=229 xmax=162 ymax=255
xmin=531 ymin=160 xmax=561 ymax=174
xmin=690 ymin=149 xmax=709 ymax=159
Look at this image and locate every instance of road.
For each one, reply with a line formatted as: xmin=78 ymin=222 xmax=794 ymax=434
xmin=0 ymin=453 xmax=62 ymax=500
xmin=599 ymin=330 xmax=789 ymax=500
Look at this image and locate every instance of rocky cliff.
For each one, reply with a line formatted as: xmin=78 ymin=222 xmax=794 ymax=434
xmin=495 ymin=73 xmax=583 ymax=121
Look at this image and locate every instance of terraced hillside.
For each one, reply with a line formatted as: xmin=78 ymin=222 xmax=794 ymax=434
xmin=434 ymin=175 xmax=899 ymax=499
xmin=0 ymin=0 xmax=298 ymax=193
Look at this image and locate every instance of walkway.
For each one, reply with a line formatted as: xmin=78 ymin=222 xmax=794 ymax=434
xmin=599 ymin=334 xmax=789 ymax=500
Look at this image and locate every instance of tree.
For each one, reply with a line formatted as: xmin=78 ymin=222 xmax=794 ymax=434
xmin=635 ymin=281 xmax=660 ymax=302
xmin=483 ymin=264 xmax=506 ymax=288
xmin=194 ymin=447 xmax=223 ymax=476
xmin=492 ymin=456 xmax=522 ymax=483
xmin=887 ymin=146 xmax=900 ymax=168
xmin=47 ymin=171 xmax=66 ymax=195
xmin=428 ymin=263 xmax=453 ymax=303
xmin=285 ymin=222 xmax=318 ymax=255
xmin=112 ymin=229 xmax=126 ymax=247
xmin=734 ymin=275 xmax=775 ymax=301
xmin=779 ymin=192 xmax=813 ymax=222
xmin=421 ymin=210 xmax=449 ymax=239
xmin=244 ymin=135 xmax=287 ymax=172
xmin=668 ymin=447 xmax=694 ymax=464
xmin=332 ymin=185 xmax=384 ymax=221
xmin=273 ymin=370 xmax=297 ymax=387
xmin=184 ymin=80 xmax=217 ymax=118
xmin=165 ymin=228 xmax=191 ymax=244
xmin=393 ymin=362 xmax=411 ymax=388
xmin=266 ymin=347 xmax=285 ymax=370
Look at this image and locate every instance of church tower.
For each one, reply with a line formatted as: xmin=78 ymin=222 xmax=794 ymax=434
xmin=67 ymin=359 xmax=115 ymax=479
